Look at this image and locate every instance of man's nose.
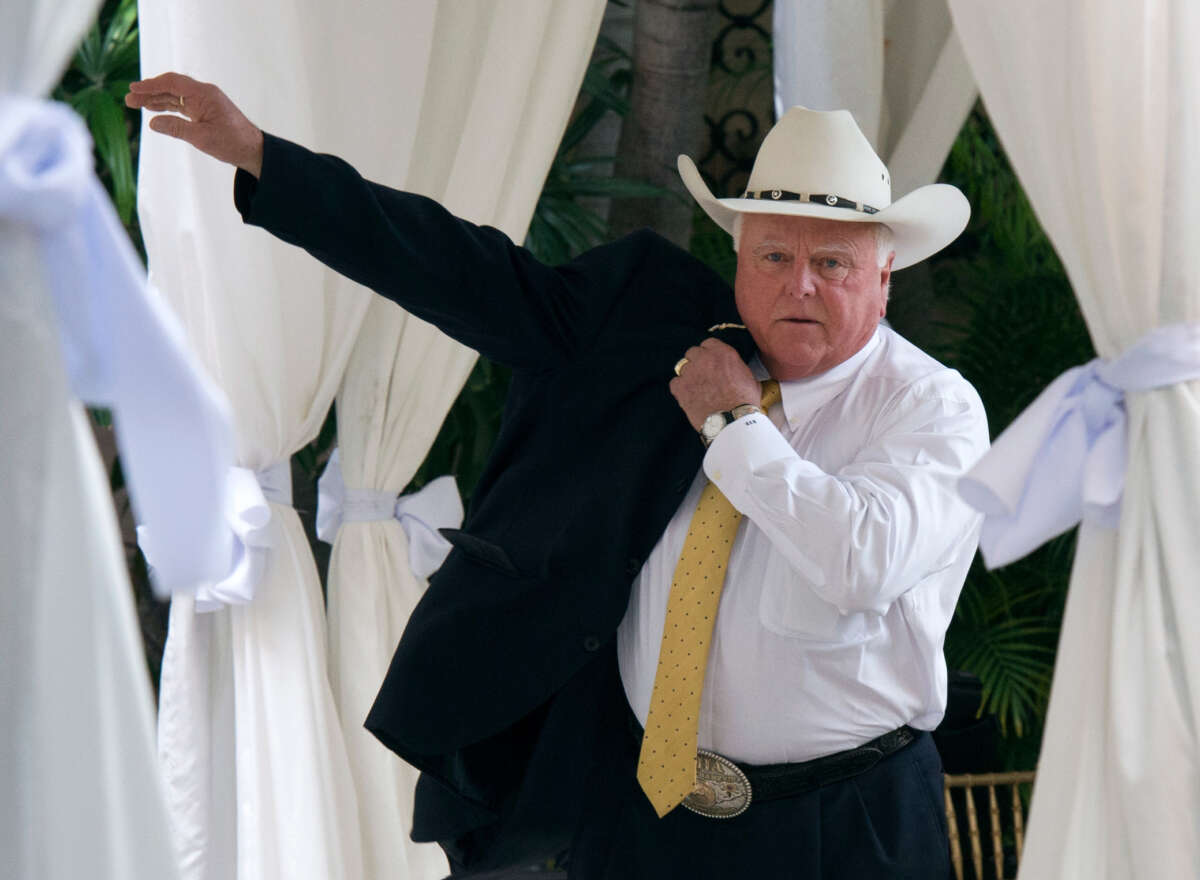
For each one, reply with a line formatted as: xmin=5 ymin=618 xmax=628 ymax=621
xmin=786 ymin=261 xmax=818 ymax=298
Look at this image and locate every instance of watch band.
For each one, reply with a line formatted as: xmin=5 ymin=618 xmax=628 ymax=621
xmin=700 ymin=403 xmax=764 ymax=447
xmin=729 ymin=403 xmax=762 ymax=421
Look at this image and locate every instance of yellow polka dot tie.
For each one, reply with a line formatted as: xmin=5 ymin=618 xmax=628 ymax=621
xmin=637 ymin=379 xmax=782 ymax=817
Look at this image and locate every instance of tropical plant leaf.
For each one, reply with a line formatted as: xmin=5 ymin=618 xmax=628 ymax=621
xmin=99 ymin=0 xmax=139 ymax=74
xmin=946 ymin=615 xmax=1056 ymax=737
xmin=55 ymin=0 xmax=141 ymax=229
xmin=77 ymin=86 xmax=136 ymax=223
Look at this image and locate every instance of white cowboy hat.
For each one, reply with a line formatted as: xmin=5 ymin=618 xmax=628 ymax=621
xmin=678 ymin=106 xmax=969 ymax=270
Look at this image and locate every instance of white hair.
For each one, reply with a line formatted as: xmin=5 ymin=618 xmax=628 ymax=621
xmin=730 ymin=214 xmax=894 ymax=268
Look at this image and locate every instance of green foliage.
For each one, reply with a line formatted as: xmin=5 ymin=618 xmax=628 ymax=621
xmin=926 ymin=103 xmax=1095 ymax=763
xmin=944 ymin=551 xmax=1066 ymax=738
xmin=688 ymin=207 xmax=737 ymax=287
xmin=55 ymin=0 xmax=143 ymax=475
xmin=54 ymin=0 xmax=141 ymax=234
xmin=528 ymin=161 xmax=671 ymax=265
xmin=524 ymin=35 xmax=671 ymax=266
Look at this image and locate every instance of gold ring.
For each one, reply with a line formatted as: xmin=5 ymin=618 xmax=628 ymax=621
xmin=673 ymin=357 xmax=689 ymax=376
xmin=179 ymin=94 xmax=185 ymax=109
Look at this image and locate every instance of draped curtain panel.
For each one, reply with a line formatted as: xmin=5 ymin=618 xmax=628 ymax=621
xmin=947 ymin=2 xmax=1200 ymax=877
xmin=0 ymin=231 xmax=182 ymax=880
xmin=773 ymin=0 xmax=976 ymax=193
xmin=324 ymin=5 xmax=605 ymax=877
xmin=1 ymin=1 xmax=180 ymax=877
xmin=139 ymin=0 xmax=605 ymax=877
xmin=137 ymin=0 xmax=404 ymax=876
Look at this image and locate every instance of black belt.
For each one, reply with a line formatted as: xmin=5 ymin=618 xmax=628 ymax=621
xmin=627 ymin=710 xmax=917 ymax=818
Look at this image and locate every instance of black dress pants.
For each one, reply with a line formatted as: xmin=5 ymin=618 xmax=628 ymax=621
xmin=568 ymin=728 xmax=951 ymax=880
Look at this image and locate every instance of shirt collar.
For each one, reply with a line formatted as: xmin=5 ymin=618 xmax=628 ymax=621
xmin=753 ymin=328 xmax=881 ymax=428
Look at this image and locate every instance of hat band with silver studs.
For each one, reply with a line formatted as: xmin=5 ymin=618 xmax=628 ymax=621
xmin=742 ymin=189 xmax=880 ymax=215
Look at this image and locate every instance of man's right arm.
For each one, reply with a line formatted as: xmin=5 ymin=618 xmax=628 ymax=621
xmin=128 ymin=73 xmax=603 ymax=369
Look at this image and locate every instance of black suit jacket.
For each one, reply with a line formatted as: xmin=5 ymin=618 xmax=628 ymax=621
xmin=235 ymin=134 xmax=756 ymax=870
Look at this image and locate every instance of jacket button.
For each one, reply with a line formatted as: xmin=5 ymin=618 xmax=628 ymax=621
xmin=583 ymin=635 xmax=601 ymax=652
xmin=625 ymin=557 xmax=642 ymax=576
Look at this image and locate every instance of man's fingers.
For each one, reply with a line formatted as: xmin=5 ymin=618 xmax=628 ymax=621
xmin=130 ymin=71 xmax=203 ymax=96
xmin=128 ymin=93 xmax=190 ymax=113
xmin=148 ymin=114 xmax=198 ymax=144
xmin=128 ymin=73 xmax=208 ymax=119
xmin=698 ymin=337 xmax=734 ymax=353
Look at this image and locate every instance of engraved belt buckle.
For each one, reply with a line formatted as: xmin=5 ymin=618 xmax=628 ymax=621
xmin=682 ymin=749 xmax=752 ymax=819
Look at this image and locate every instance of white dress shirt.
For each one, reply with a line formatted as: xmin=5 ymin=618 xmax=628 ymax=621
xmin=617 ymin=326 xmax=989 ymax=765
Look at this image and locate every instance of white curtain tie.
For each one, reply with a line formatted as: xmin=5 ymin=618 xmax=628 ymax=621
xmin=959 ymin=323 xmax=1200 ymax=568
xmin=0 ymin=96 xmax=234 ymax=594
xmin=140 ymin=460 xmax=291 ymax=611
xmin=342 ymin=489 xmax=400 ymax=523
xmin=316 ymin=449 xmax=462 ymax=578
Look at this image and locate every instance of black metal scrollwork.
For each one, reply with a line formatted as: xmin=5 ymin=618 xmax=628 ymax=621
xmin=711 ymin=0 xmax=771 ymax=75
xmin=699 ymin=0 xmax=774 ymax=198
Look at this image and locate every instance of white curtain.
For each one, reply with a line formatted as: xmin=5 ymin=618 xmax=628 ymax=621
xmin=773 ymin=0 xmax=977 ymax=193
xmin=139 ymin=0 xmax=606 ymax=877
xmin=1 ymin=1 xmax=179 ymax=877
xmin=947 ymin=1 xmax=1200 ymax=876
xmin=137 ymin=0 xmax=381 ymax=876
xmin=324 ymin=5 xmax=605 ymax=878
xmin=0 ymin=231 xmax=183 ymax=880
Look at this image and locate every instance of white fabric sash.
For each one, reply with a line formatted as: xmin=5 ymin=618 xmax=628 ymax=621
xmin=959 ymin=323 xmax=1200 ymax=568
xmin=0 ymin=96 xmax=234 ymax=594
xmin=140 ymin=460 xmax=290 ymax=611
xmin=317 ymin=449 xmax=461 ymax=578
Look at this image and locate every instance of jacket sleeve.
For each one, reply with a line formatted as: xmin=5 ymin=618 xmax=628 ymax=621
xmin=233 ymin=133 xmax=613 ymax=369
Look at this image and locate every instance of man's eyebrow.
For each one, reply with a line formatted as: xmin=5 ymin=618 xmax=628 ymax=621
xmin=750 ymin=237 xmax=790 ymax=251
xmin=810 ymin=240 xmax=858 ymax=256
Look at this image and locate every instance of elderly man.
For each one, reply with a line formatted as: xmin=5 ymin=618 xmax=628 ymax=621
xmin=129 ymin=72 xmax=987 ymax=879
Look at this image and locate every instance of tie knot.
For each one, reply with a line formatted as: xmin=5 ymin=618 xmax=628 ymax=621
xmin=760 ymin=378 xmax=781 ymax=410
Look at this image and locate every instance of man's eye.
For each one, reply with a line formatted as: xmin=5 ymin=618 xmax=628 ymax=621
xmin=814 ymin=256 xmax=852 ymax=280
xmin=764 ymin=252 xmax=786 ymax=263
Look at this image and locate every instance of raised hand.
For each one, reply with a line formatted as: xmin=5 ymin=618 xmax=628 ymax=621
xmin=126 ymin=72 xmax=264 ymax=177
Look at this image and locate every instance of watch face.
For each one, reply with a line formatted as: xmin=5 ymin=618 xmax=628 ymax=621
xmin=701 ymin=412 xmax=728 ymax=440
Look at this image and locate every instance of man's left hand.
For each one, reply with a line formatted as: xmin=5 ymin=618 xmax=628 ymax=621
xmin=669 ymin=338 xmax=762 ymax=432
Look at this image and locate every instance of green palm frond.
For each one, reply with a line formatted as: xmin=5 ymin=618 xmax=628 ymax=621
xmin=54 ymin=0 xmax=141 ymax=229
xmin=946 ymin=571 xmax=1060 ymax=737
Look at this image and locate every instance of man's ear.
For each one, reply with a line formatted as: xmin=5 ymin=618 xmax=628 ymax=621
xmin=878 ymin=252 xmax=895 ymax=316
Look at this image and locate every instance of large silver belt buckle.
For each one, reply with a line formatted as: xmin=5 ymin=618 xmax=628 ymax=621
xmin=682 ymin=749 xmax=752 ymax=818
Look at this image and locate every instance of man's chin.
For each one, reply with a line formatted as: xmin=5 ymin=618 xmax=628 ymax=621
xmin=760 ymin=347 xmax=826 ymax=381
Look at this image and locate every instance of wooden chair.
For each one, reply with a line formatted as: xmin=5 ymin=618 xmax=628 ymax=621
xmin=943 ymin=770 xmax=1037 ymax=880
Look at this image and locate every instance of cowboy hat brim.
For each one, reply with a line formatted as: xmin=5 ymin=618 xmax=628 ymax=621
xmin=678 ymin=155 xmax=969 ymax=271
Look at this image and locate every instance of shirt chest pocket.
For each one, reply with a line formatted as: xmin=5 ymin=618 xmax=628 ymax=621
xmin=756 ymin=551 xmax=882 ymax=644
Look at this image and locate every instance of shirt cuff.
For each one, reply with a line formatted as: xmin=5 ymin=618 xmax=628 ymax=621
xmin=703 ymin=412 xmax=814 ymax=511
